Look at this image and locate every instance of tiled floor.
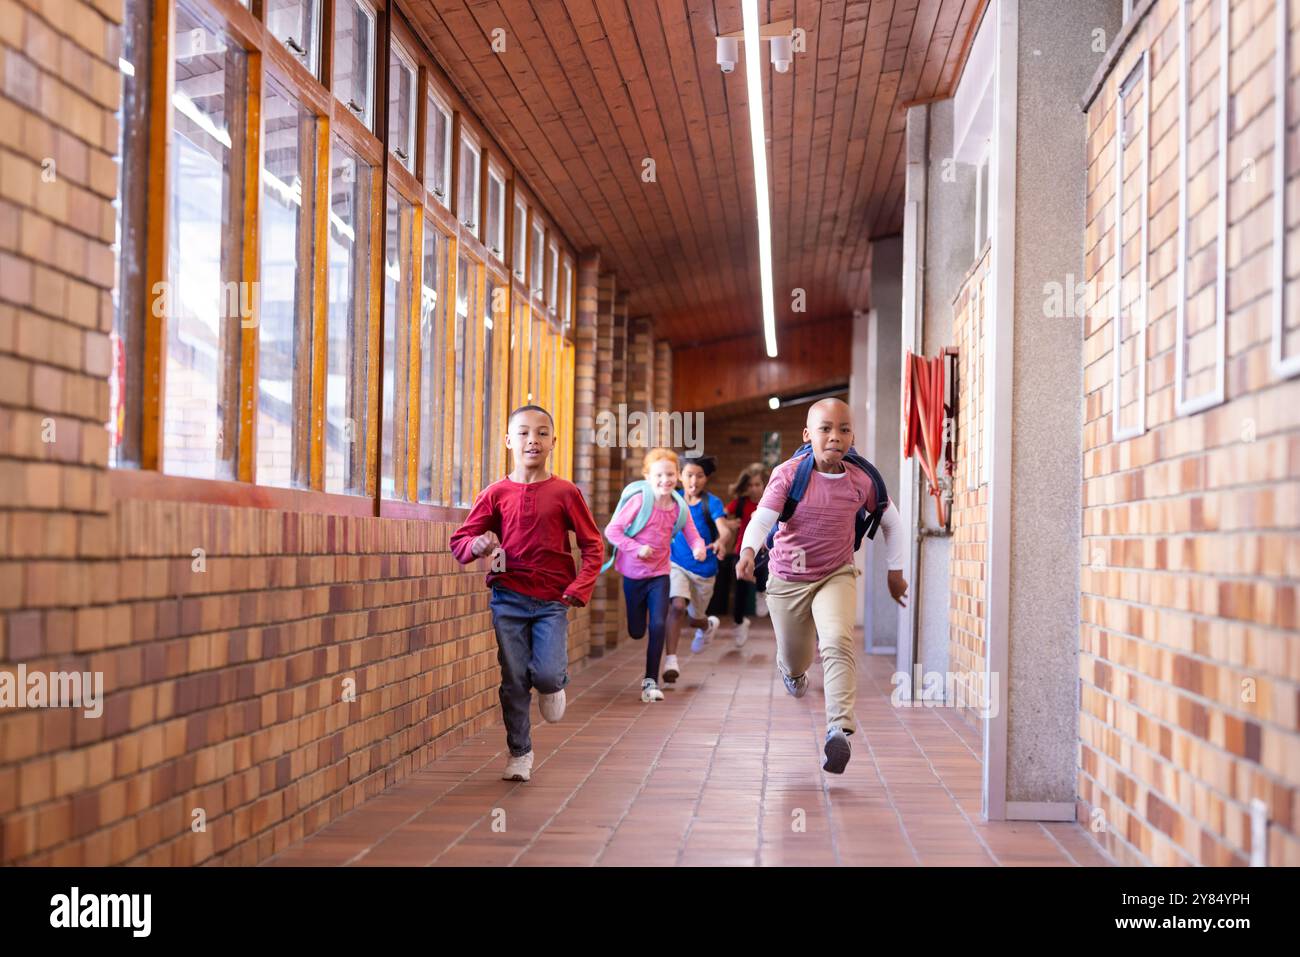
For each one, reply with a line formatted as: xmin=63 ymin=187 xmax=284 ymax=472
xmin=267 ymin=618 xmax=1113 ymax=867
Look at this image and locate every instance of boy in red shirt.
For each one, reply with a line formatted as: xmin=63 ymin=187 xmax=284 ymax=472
xmin=450 ymin=405 xmax=604 ymax=783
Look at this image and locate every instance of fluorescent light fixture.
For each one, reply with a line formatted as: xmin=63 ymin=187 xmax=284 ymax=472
xmin=742 ymin=0 xmax=778 ymax=358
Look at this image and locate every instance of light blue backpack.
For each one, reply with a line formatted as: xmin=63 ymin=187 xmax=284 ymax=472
xmin=600 ymin=480 xmax=690 ymax=574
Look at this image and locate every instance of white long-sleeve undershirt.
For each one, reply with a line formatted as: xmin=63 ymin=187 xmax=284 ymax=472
xmin=740 ymin=496 xmax=906 ymax=571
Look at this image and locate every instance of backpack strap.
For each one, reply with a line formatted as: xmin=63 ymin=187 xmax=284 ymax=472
xmin=600 ymin=481 xmax=653 ymax=574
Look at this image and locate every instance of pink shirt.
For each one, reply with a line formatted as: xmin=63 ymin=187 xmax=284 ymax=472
xmin=758 ymin=459 xmax=879 ymax=581
xmin=605 ymin=491 xmax=705 ymax=580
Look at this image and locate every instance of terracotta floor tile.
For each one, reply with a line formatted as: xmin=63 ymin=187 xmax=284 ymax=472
xmin=265 ymin=621 xmax=1111 ymax=868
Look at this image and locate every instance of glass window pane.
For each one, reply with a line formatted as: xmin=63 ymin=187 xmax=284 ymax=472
xmin=425 ymin=96 xmax=450 ymax=205
xmin=109 ymin=0 xmax=151 ymax=469
xmin=388 ymin=46 xmax=415 ymax=169
xmin=325 ymin=140 xmax=371 ymax=496
xmin=459 ymin=138 xmax=480 ymax=230
xmin=332 ymin=0 xmax=374 ymax=129
xmin=266 ymin=0 xmax=320 ymax=76
xmin=547 ymin=242 xmax=558 ymax=313
xmin=530 ymin=222 xmax=544 ymax=296
xmin=381 ymin=189 xmax=416 ymax=498
xmin=453 ymin=252 xmax=479 ymax=506
xmin=418 ymin=223 xmax=449 ymax=504
xmin=256 ymin=79 xmax=317 ymax=489
xmin=487 ymin=170 xmax=504 ymax=259
xmin=562 ymin=261 xmax=572 ymax=330
xmin=163 ymin=5 xmax=246 ymax=479
xmin=512 ymin=198 xmax=526 ymax=281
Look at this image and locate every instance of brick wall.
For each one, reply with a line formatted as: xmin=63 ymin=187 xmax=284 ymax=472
xmin=1079 ymin=0 xmax=1300 ymax=866
xmin=949 ymin=250 xmax=990 ymax=733
xmin=0 ymin=0 xmax=595 ymax=866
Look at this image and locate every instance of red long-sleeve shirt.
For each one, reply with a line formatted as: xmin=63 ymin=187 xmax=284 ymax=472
xmin=449 ymin=475 xmax=605 ymax=606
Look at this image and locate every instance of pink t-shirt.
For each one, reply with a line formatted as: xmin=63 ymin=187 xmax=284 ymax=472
xmin=605 ymin=492 xmax=705 ymax=580
xmin=758 ymin=458 xmax=879 ymax=581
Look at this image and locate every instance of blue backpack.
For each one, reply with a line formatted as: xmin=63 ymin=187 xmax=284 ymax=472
xmin=601 ymin=480 xmax=690 ymax=574
xmin=753 ymin=443 xmax=889 ymax=591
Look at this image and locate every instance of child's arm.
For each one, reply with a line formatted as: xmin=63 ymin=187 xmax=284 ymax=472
xmin=449 ymin=489 xmax=501 ymax=565
xmin=681 ymin=508 xmax=707 ymax=560
xmin=603 ymin=492 xmax=645 ymax=554
xmin=563 ymin=489 xmax=606 ymax=606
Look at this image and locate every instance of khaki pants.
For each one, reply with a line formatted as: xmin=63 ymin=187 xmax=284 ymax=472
xmin=765 ymin=563 xmax=859 ymax=734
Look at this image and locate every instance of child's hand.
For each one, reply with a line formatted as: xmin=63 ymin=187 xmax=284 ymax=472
xmin=888 ymin=570 xmax=909 ymax=607
xmin=472 ymin=531 xmax=501 ymax=558
xmin=735 ymin=549 xmax=756 ymax=581
xmin=692 ymin=544 xmax=707 ymax=563
xmin=709 ymin=540 xmax=727 ymax=560
xmin=636 ymin=544 xmax=654 ymax=559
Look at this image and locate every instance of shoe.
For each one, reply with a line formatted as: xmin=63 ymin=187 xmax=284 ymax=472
xmin=539 ymin=689 xmax=566 ymax=722
xmin=734 ymin=617 xmax=751 ymax=648
xmin=690 ymin=615 xmax=720 ymax=653
xmin=640 ymin=678 xmax=664 ymax=702
xmin=755 ymin=593 xmax=768 ymax=618
xmin=782 ymin=670 xmax=808 ymax=698
xmin=822 ymin=728 xmax=851 ymax=775
xmin=502 ymin=750 xmax=533 ymax=782
xmin=662 ymin=655 xmax=680 ymax=684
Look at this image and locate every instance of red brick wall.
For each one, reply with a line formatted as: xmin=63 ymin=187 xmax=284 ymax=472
xmin=948 ymin=248 xmax=990 ymax=733
xmin=1079 ymin=0 xmax=1300 ymax=866
xmin=0 ymin=0 xmax=596 ymax=866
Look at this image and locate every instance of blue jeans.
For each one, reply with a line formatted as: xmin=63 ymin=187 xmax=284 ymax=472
xmin=623 ymin=574 xmax=670 ymax=680
xmin=489 ymin=586 xmax=571 ymax=756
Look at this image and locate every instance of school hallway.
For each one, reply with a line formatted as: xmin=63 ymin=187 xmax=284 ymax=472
xmin=265 ymin=619 xmax=1109 ymax=867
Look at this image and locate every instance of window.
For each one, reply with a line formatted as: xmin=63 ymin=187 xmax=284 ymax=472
xmin=163 ymin=5 xmax=247 ymax=479
xmin=453 ymin=251 xmax=481 ymax=506
xmin=1112 ymin=52 xmax=1148 ymax=441
xmin=108 ymin=0 xmax=151 ymax=468
xmin=266 ymin=0 xmax=320 ymax=77
xmin=486 ymin=167 xmax=505 ymax=260
xmin=388 ymin=43 xmax=416 ymax=170
xmin=256 ymin=78 xmax=318 ymax=489
xmin=530 ymin=219 xmax=544 ymax=297
xmin=546 ymin=240 xmax=559 ymax=315
xmin=419 ymin=223 xmax=451 ymax=503
xmin=1272 ymin=0 xmax=1299 ymax=378
xmin=561 ymin=259 xmax=573 ymax=331
xmin=459 ymin=133 xmax=481 ymax=232
xmin=425 ymin=92 xmax=452 ymax=206
xmin=974 ymin=145 xmax=990 ymax=256
xmin=325 ymin=142 xmax=372 ymax=496
xmin=381 ymin=189 xmax=416 ymax=498
xmin=482 ymin=275 xmax=501 ymax=482
xmin=511 ymin=196 xmax=527 ymax=281
xmin=332 ymin=0 xmax=375 ymax=129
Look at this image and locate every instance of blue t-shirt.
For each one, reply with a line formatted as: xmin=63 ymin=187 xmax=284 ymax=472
xmin=670 ymin=493 xmax=727 ymax=577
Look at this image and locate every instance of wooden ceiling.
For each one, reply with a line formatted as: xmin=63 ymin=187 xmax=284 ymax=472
xmin=403 ymin=0 xmax=984 ymax=346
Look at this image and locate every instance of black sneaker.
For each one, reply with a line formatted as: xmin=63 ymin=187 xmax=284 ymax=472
xmin=823 ymin=727 xmax=851 ymax=774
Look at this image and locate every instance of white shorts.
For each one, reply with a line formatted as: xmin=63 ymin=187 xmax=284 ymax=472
xmin=669 ymin=564 xmax=716 ymax=619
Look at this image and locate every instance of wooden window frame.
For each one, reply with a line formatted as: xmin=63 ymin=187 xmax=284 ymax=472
xmin=387 ymin=36 xmax=418 ymax=171
xmin=458 ymin=128 xmax=482 ymax=236
xmin=486 ymin=162 xmax=507 ymax=263
xmin=529 ymin=213 xmax=546 ymax=303
xmin=424 ymin=85 xmax=453 ymax=209
xmin=511 ymin=192 xmax=528 ymax=283
xmin=332 ymin=0 xmax=378 ymax=131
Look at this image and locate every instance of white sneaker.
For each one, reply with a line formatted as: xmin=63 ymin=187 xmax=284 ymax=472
xmin=502 ymin=750 xmax=533 ymax=782
xmin=734 ymin=617 xmax=751 ymax=647
xmin=539 ymin=689 xmax=566 ymax=722
xmin=691 ymin=615 xmax=720 ymax=653
xmin=640 ymin=678 xmax=664 ymax=702
xmin=755 ymin=593 xmax=769 ymax=618
xmin=662 ymin=655 xmax=680 ymax=684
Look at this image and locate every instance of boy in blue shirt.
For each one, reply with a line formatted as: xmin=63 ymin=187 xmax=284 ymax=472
xmin=662 ymin=456 xmax=734 ymax=683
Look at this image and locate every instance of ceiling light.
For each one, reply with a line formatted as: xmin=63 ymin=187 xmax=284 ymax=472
xmin=768 ymin=396 xmax=780 ymax=410
xmin=716 ymin=36 xmax=738 ymax=74
xmin=742 ymin=0 xmax=778 ymax=358
xmin=770 ymin=35 xmax=792 ymax=73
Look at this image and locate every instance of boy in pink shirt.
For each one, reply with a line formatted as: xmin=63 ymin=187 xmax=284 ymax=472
xmin=605 ymin=448 xmax=708 ymax=701
xmin=737 ymin=398 xmax=909 ymax=774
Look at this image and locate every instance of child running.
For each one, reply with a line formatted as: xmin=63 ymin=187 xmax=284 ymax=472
xmin=662 ymin=455 xmax=733 ymax=683
xmin=722 ymin=463 xmax=768 ymax=647
xmin=604 ymin=448 xmax=708 ymax=702
xmin=450 ymin=405 xmax=604 ymax=783
xmin=736 ymin=398 xmax=908 ymax=774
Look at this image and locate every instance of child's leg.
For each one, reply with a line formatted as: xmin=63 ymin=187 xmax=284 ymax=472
xmin=488 ymin=588 xmax=535 ymax=756
xmin=707 ymin=556 xmax=733 ymax=618
xmin=686 ymin=573 xmax=716 ymax=628
xmin=644 ymin=575 xmax=671 ymax=680
xmin=666 ymin=565 xmax=693 ymax=656
xmin=763 ymin=572 xmax=818 ymax=682
xmin=528 ymin=598 xmax=571 ymax=695
xmin=809 ymin=565 xmax=859 ymax=734
xmin=623 ymin=576 xmax=650 ymax=639
xmin=734 ymin=577 xmax=754 ymax=624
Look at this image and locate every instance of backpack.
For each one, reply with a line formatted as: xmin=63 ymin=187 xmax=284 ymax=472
xmin=753 ymin=443 xmax=889 ymax=592
xmin=600 ymin=480 xmax=690 ymax=574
